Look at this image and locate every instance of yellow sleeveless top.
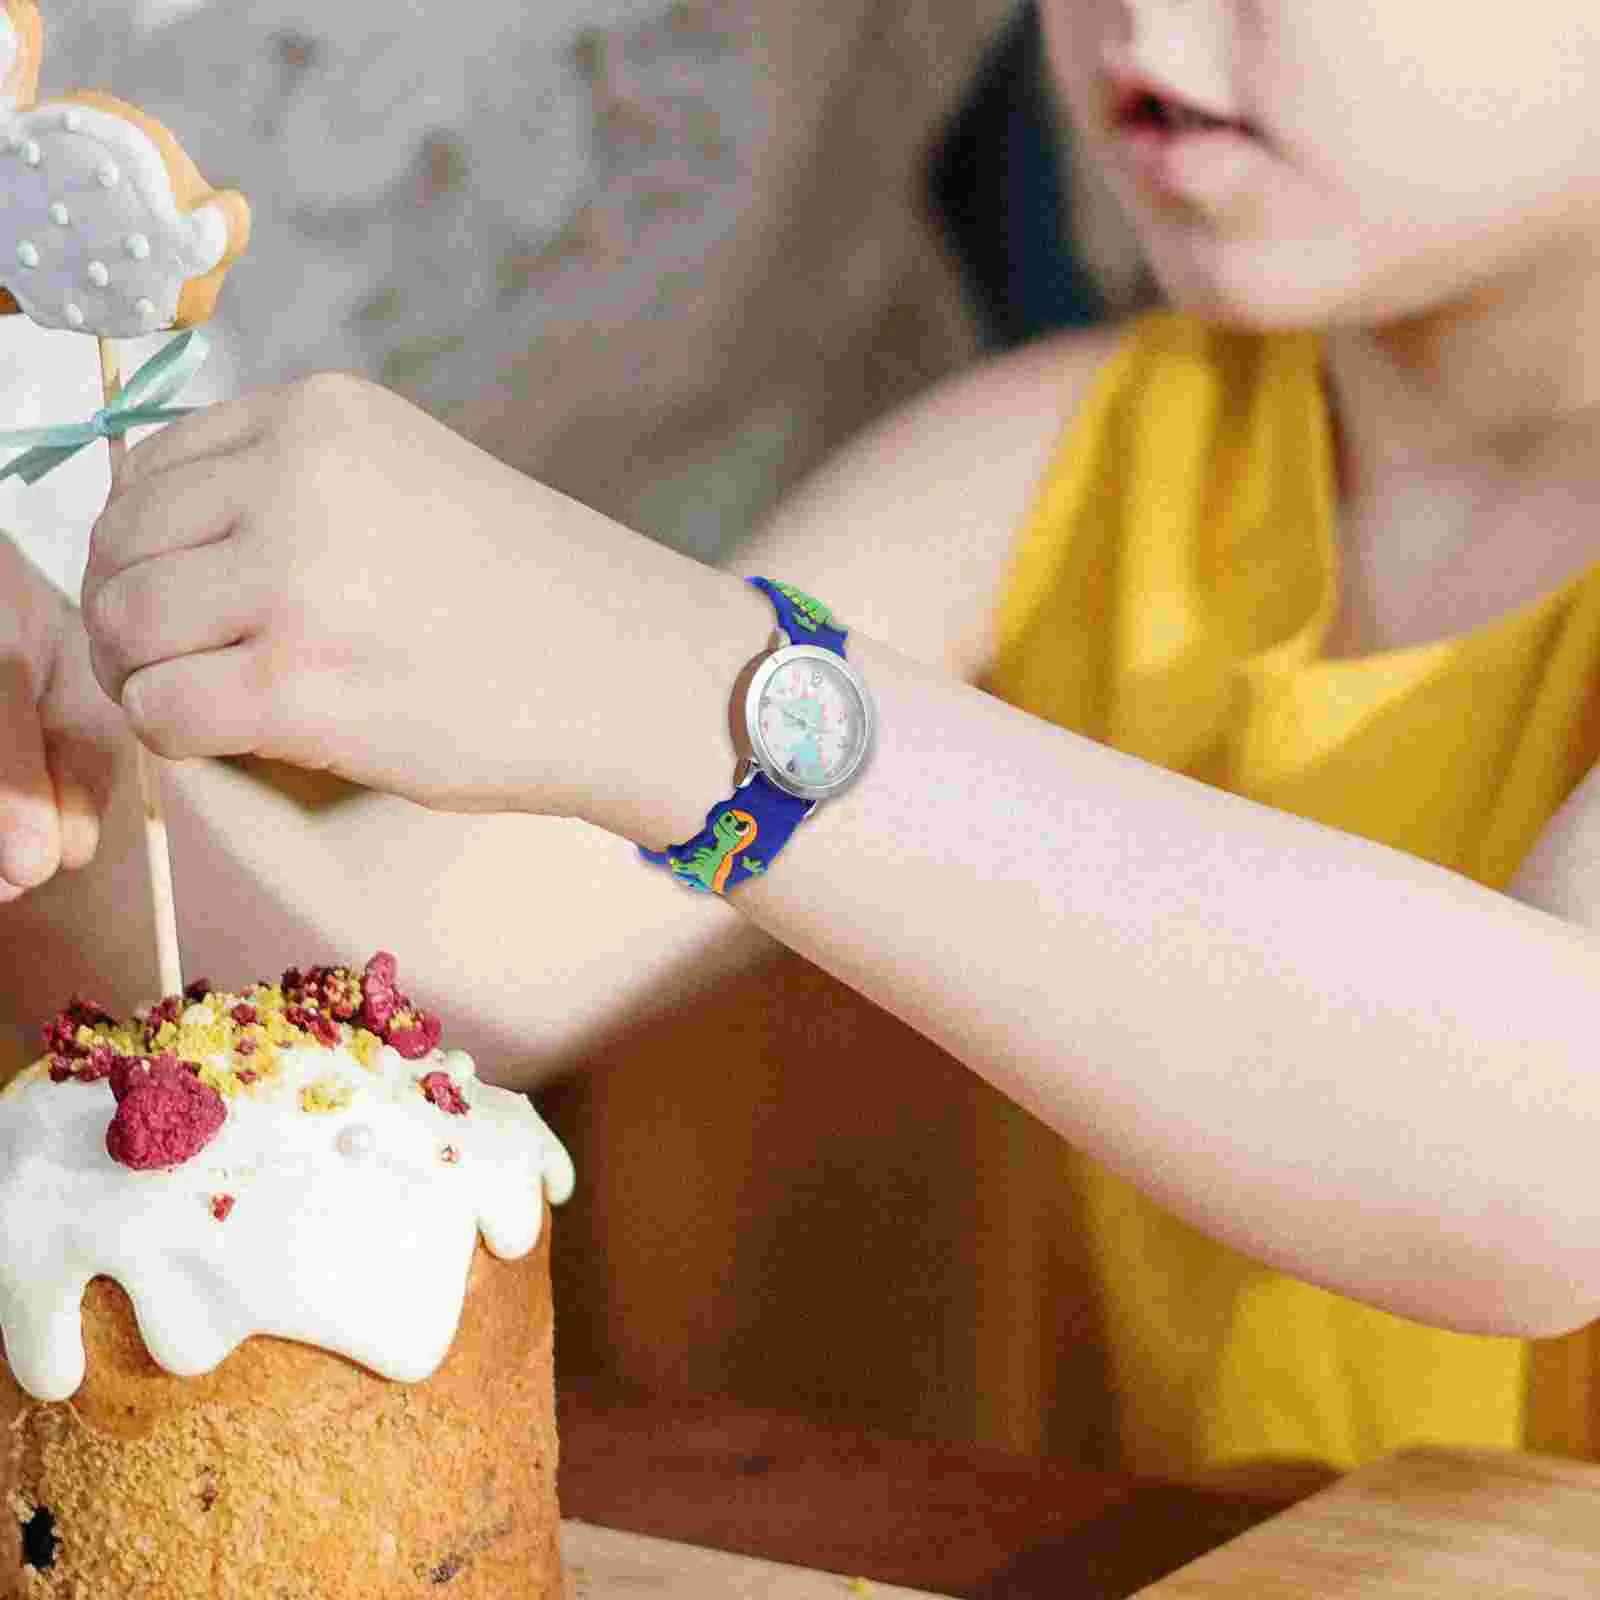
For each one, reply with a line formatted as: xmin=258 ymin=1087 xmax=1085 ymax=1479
xmin=983 ymin=311 xmax=1600 ymax=1478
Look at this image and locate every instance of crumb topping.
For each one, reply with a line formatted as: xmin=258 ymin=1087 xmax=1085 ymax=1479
xmin=349 ymin=1028 xmax=384 ymax=1071
xmin=300 ymin=1077 xmax=355 ymax=1115
xmin=39 ymin=952 xmax=451 ymax=1172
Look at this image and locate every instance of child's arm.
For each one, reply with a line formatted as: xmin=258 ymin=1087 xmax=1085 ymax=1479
xmin=714 ymin=379 xmax=1600 ymax=1343
xmin=738 ymin=634 xmax=1600 ymax=1340
xmin=74 ymin=325 xmax=1600 ymax=1342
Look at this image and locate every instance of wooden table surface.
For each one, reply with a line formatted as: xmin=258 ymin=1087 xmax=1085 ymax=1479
xmin=555 ymin=1379 xmax=1314 ymax=1599
xmin=561 ymin=1520 xmax=953 ymax=1598
xmin=1137 ymin=1445 xmax=1600 ymax=1597
xmin=558 ymin=1385 xmax=1600 ymax=1597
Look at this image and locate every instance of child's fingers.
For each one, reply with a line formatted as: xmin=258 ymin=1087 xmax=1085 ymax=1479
xmin=42 ymin=728 xmax=114 ymax=873
xmin=86 ymin=451 xmax=248 ymax=591
xmin=120 ymin=641 xmax=275 ymax=762
xmin=0 ymin=653 xmax=61 ymax=892
xmin=85 ymin=537 xmax=266 ymax=706
xmin=45 ymin=759 xmax=99 ymax=873
xmin=109 ymin=388 xmax=275 ymax=506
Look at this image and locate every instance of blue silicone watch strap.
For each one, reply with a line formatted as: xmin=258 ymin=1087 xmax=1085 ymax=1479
xmin=637 ymin=771 xmax=814 ymax=894
xmin=637 ymin=577 xmax=849 ymax=895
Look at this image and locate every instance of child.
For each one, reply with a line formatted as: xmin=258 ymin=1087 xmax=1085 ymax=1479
xmin=8 ymin=0 xmax=1600 ymax=1482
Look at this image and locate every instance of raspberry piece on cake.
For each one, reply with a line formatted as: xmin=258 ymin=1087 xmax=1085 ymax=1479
xmin=419 ymin=1071 xmax=469 ymax=1116
xmin=105 ymin=1056 xmax=227 ymax=1171
xmin=284 ymin=1005 xmax=339 ymax=1048
xmin=388 ymin=1010 xmax=443 ymax=1060
xmin=358 ymin=951 xmax=442 ymax=1058
xmin=358 ymin=951 xmax=401 ymax=1033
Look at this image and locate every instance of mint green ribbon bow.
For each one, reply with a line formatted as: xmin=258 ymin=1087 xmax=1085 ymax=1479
xmin=0 ymin=329 xmax=210 ymax=485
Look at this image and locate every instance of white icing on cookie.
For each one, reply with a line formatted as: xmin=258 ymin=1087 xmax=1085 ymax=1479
xmin=0 ymin=1029 xmax=575 ymax=1402
xmin=0 ymin=98 xmax=231 ymax=336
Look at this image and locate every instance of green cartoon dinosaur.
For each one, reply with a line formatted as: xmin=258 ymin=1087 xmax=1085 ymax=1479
xmin=771 ymin=581 xmax=838 ymax=634
xmin=670 ymin=808 xmax=760 ymax=893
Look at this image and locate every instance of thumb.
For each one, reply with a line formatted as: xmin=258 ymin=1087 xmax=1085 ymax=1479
xmin=0 ymin=651 xmax=62 ymax=896
xmin=42 ymin=728 xmax=112 ymax=873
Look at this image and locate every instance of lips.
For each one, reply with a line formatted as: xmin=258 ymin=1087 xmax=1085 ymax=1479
xmin=1104 ymin=71 xmax=1254 ymax=138
xmin=1101 ymin=68 xmax=1265 ymax=202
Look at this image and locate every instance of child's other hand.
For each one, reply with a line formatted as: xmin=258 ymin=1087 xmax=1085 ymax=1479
xmin=81 ymin=373 xmax=647 ymax=819
xmin=0 ymin=536 xmax=118 ymax=899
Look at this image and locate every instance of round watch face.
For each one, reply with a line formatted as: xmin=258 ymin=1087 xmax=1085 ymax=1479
xmin=745 ymin=645 xmax=872 ymax=801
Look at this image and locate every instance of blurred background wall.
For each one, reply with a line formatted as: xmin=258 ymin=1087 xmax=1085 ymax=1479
xmin=3 ymin=0 xmax=1153 ymax=591
xmin=0 ymin=0 xmax=1163 ymax=1458
xmin=5 ymin=0 xmax=1155 ymax=593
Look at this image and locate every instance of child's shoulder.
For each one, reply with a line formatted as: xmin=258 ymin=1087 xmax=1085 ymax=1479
xmin=731 ymin=320 xmax=1131 ymax=681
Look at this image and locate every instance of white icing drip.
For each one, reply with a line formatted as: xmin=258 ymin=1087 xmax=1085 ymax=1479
xmin=0 ymin=99 xmax=233 ymax=336
xmin=0 ymin=1031 xmax=574 ymax=1402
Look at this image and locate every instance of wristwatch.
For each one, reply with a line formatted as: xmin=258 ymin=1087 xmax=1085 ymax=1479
xmin=638 ymin=576 xmax=875 ymax=894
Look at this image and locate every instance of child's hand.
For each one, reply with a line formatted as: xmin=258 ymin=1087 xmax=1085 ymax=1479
xmin=0 ymin=536 xmax=118 ymax=899
xmin=80 ymin=372 xmax=721 ymax=828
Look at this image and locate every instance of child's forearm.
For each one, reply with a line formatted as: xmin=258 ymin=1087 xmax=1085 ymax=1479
xmin=159 ymin=756 xmax=783 ymax=1076
xmin=1 ymin=727 xmax=782 ymax=1088
xmin=724 ymin=626 xmax=1600 ymax=1340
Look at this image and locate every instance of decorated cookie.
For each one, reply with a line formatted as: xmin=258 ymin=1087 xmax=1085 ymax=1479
xmin=0 ymin=0 xmax=250 ymax=336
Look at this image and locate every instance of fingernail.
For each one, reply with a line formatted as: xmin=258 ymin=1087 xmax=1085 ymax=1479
xmin=2 ymin=831 xmax=55 ymax=889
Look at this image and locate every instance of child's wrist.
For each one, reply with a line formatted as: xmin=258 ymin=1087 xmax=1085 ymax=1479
xmin=560 ymin=564 xmax=772 ymax=849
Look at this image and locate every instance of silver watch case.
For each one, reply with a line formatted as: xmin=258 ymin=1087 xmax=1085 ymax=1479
xmin=738 ymin=639 xmax=875 ymax=805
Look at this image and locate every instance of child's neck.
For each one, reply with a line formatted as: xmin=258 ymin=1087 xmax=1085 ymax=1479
xmin=1317 ymin=283 xmax=1600 ymax=659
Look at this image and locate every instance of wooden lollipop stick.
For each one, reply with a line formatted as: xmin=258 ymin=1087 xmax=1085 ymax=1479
xmin=98 ymin=336 xmax=185 ymax=1001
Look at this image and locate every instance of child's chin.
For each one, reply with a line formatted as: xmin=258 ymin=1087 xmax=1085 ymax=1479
xmin=1147 ymin=253 xmax=1369 ymax=334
